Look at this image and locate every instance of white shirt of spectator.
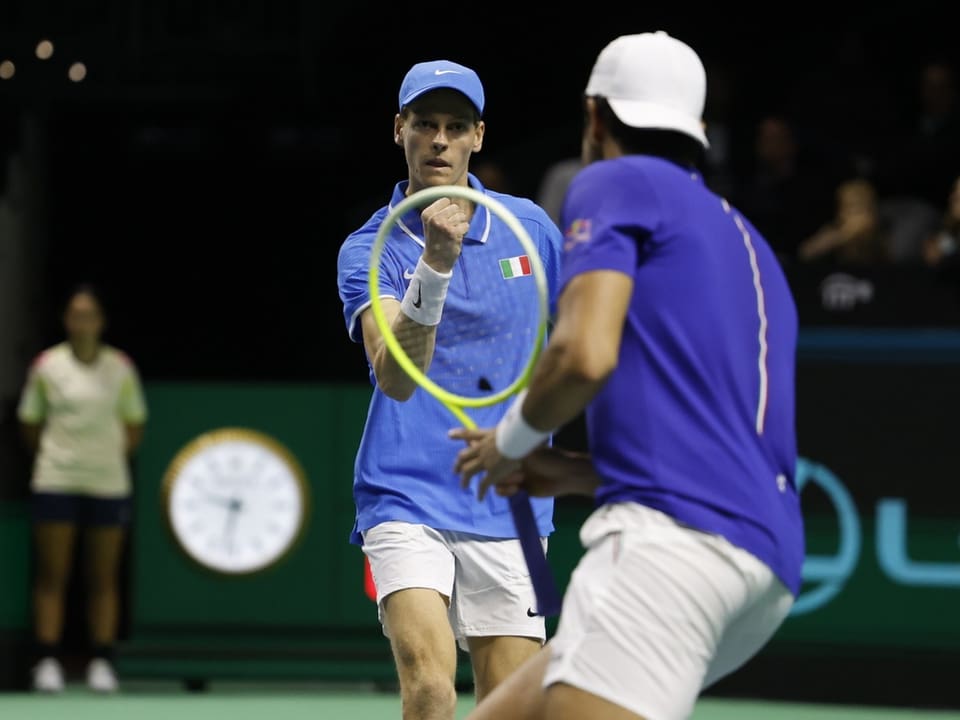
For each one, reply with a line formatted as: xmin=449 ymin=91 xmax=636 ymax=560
xmin=17 ymin=342 xmax=147 ymax=497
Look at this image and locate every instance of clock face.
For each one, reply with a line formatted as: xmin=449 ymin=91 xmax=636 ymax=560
xmin=162 ymin=428 xmax=309 ymax=575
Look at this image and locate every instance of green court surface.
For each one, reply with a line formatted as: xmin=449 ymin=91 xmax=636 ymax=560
xmin=1 ymin=685 xmax=958 ymax=720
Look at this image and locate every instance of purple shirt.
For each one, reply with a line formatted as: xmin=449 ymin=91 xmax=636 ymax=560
xmin=559 ymin=155 xmax=804 ymax=595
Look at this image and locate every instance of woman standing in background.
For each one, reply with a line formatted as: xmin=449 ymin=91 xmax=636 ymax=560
xmin=17 ymin=283 xmax=147 ymax=693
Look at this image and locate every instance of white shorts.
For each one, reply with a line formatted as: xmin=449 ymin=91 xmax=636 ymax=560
xmin=543 ymin=503 xmax=794 ymax=720
xmin=361 ymin=521 xmax=548 ymax=651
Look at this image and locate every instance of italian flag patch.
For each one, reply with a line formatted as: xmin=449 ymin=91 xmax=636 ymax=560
xmin=499 ymin=255 xmax=532 ymax=279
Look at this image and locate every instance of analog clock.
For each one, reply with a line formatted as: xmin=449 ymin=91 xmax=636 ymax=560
xmin=161 ymin=427 xmax=310 ymax=575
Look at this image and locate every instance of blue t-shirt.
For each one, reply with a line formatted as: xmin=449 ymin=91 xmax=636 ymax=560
xmin=559 ymin=156 xmax=805 ymax=596
xmin=337 ymin=174 xmax=564 ymax=545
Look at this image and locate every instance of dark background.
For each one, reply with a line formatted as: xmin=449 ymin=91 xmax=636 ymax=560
xmin=1 ymin=1 xmax=957 ymax=384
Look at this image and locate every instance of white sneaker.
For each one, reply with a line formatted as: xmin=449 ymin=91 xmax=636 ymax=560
xmin=86 ymin=658 xmax=119 ymax=693
xmin=32 ymin=657 xmax=65 ymax=693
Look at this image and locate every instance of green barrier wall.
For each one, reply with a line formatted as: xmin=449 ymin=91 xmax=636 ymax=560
xmin=129 ymin=382 xmax=370 ymax=628
xmin=115 ymin=382 xmax=593 ymax=686
xmin=2 ymin=329 xmax=958 ymax=704
xmin=0 ymin=504 xmax=29 ymax=632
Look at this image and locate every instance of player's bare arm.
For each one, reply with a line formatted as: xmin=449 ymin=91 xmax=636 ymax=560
xmin=523 ymin=269 xmax=633 ymax=427
xmin=361 ymin=301 xmax=437 ymax=401
xmin=488 ymin=446 xmax=601 ymax=499
xmin=362 ymin=197 xmax=470 ymax=402
xmin=453 ymin=269 xmax=633 ymax=498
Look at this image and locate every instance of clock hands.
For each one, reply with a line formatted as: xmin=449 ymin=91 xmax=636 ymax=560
xmin=169 ymin=430 xmax=306 ymax=575
xmin=223 ymin=505 xmax=238 ymax=555
xmin=204 ymin=493 xmax=243 ymax=512
xmin=221 ymin=496 xmax=244 ymax=555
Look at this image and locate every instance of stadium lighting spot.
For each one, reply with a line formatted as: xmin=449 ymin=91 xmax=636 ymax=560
xmin=68 ymin=62 xmax=87 ymax=82
xmin=35 ymin=39 xmax=54 ymax=60
xmin=0 ymin=60 xmax=14 ymax=80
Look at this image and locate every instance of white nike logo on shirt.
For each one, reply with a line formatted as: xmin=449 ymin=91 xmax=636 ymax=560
xmin=403 ymin=268 xmax=416 ymax=279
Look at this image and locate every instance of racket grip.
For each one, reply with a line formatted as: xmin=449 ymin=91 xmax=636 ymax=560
xmin=509 ymin=490 xmax=562 ymax=617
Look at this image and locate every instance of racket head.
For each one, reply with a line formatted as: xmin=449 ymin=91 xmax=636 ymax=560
xmin=368 ymin=184 xmax=549 ymax=410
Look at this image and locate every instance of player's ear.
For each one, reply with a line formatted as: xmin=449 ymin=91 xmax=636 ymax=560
xmin=472 ymin=120 xmax=485 ymax=153
xmin=394 ymin=113 xmax=404 ymax=147
xmin=581 ymin=96 xmax=606 ymax=163
xmin=584 ymin=96 xmax=603 ymax=145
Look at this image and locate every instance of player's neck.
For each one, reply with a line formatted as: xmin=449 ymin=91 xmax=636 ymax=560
xmin=69 ymin=340 xmax=101 ymax=365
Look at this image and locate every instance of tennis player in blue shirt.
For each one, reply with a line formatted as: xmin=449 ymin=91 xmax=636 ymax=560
xmin=336 ymin=59 xmax=564 ymax=719
xmin=452 ymin=32 xmax=805 ymax=720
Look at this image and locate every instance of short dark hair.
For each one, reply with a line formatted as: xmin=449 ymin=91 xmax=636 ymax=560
xmin=591 ymin=97 xmax=705 ymax=169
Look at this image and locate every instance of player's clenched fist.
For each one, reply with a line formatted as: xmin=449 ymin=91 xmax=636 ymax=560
xmin=421 ymin=197 xmax=469 ymax=273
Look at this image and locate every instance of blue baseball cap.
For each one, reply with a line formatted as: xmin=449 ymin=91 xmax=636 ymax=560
xmin=398 ymin=60 xmax=485 ymax=116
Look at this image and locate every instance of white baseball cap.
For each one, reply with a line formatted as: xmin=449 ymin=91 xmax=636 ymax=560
xmin=585 ymin=31 xmax=709 ymax=149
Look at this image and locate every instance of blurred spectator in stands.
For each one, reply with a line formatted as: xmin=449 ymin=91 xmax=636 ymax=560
xmin=535 ymin=156 xmax=581 ymax=230
xmin=732 ymin=113 xmax=837 ymax=268
xmin=878 ymin=194 xmax=940 ymax=265
xmin=783 ymin=28 xmax=895 ymax=181
xmin=921 ymin=173 xmax=960 ymax=269
xmin=18 ymin=283 xmax=147 ymax=694
xmin=874 ymin=60 xmax=960 ymax=208
xmin=472 ymin=156 xmax=514 ymax=194
xmin=798 ymin=177 xmax=891 ymax=266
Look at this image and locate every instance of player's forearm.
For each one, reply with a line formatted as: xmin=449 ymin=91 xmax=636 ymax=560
xmin=373 ymin=319 xmax=436 ymax=401
xmin=523 ymin=332 xmax=610 ymax=433
xmin=520 ymin=270 xmax=624 ymax=431
xmin=564 ymin=474 xmax=601 ymax=497
xmin=522 ymin=447 xmax=600 ymax=497
xmin=562 ymin=473 xmax=601 ymax=497
xmin=527 ymin=369 xmax=603 ymax=433
xmin=494 ymin=333 xmax=607 ymax=463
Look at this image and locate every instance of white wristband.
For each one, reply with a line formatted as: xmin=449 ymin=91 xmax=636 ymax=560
xmin=400 ymin=257 xmax=453 ymax=326
xmin=495 ymin=389 xmax=552 ymax=460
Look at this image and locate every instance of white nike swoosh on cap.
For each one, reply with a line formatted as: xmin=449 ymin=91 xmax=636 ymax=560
xmin=434 ymin=69 xmax=462 ymax=76
xmin=403 ymin=268 xmax=416 ymax=279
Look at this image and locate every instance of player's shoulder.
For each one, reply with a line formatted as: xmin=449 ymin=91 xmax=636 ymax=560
xmin=576 ymin=155 xmax=666 ymax=184
xmin=567 ymin=157 xmax=673 ymax=214
xmin=29 ymin=342 xmax=68 ymax=372
xmin=339 ymin=206 xmax=389 ymax=255
xmin=102 ymin=345 xmax=138 ymax=371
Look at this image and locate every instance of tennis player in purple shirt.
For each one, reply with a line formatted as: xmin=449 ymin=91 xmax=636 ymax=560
xmin=452 ymin=31 xmax=805 ymax=720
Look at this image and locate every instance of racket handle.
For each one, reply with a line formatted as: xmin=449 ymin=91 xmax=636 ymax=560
xmin=509 ymin=490 xmax=562 ymax=617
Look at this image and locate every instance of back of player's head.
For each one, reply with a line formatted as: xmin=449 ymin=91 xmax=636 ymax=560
xmin=585 ymin=31 xmax=708 ymax=150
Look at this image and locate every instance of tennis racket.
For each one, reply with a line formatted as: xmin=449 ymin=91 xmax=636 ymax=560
xmin=368 ymin=183 xmax=561 ymax=617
